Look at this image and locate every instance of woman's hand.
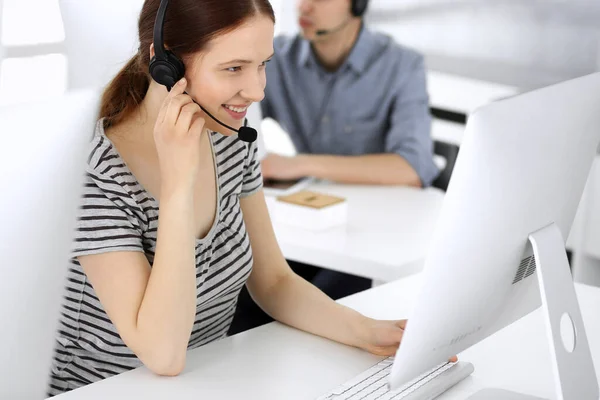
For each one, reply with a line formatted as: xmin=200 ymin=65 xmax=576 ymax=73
xmin=356 ymin=318 xmax=407 ymax=357
xmin=154 ymin=77 xmax=206 ymax=196
xmin=356 ymin=318 xmax=458 ymax=362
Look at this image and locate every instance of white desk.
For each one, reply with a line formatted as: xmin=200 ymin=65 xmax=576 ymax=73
xmin=265 ymin=182 xmax=445 ymax=282
xmin=52 ymin=273 xmax=600 ymax=400
xmin=431 ymin=119 xmax=466 ymax=146
xmin=427 ymin=71 xmax=521 ymax=147
xmin=427 ymin=71 xmax=520 ymax=115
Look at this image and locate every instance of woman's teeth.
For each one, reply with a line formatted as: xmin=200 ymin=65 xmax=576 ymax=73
xmin=224 ymin=105 xmax=248 ymax=113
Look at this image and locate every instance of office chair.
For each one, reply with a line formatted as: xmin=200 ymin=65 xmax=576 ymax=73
xmin=432 ymin=139 xmax=460 ymax=192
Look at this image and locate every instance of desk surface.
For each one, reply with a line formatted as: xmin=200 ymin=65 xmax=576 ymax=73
xmin=427 ymin=71 xmax=520 ymax=115
xmin=53 ymin=273 xmax=600 ymax=400
xmin=265 ymin=182 xmax=445 ymax=282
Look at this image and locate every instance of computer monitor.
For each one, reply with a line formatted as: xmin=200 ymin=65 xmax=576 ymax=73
xmin=389 ymin=72 xmax=600 ymax=399
xmin=0 ymin=90 xmax=100 ymax=398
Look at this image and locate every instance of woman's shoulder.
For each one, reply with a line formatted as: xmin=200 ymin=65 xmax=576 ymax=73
xmin=85 ymin=119 xmax=120 ymax=174
xmin=86 ymin=119 xmax=130 ymax=192
xmin=79 ymin=120 xmax=150 ymax=223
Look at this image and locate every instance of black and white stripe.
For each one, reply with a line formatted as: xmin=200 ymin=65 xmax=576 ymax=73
xmin=47 ymin=119 xmax=262 ymax=396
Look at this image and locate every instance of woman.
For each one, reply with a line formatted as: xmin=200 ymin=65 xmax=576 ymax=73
xmin=48 ymin=0 xmax=411 ymax=395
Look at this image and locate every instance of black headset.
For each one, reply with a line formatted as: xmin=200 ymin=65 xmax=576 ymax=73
xmin=149 ymin=0 xmax=257 ymax=143
xmin=351 ymin=0 xmax=369 ymax=17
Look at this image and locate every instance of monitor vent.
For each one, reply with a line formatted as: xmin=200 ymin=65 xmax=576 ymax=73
xmin=524 ymin=256 xmax=537 ymax=278
xmin=512 ymin=256 xmax=531 ymax=284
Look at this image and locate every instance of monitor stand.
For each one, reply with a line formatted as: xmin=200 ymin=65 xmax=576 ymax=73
xmin=468 ymin=223 xmax=598 ymax=400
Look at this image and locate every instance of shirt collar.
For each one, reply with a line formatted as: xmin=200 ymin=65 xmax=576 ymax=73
xmin=298 ymin=38 xmax=313 ymax=68
xmin=345 ymin=24 xmax=373 ymax=74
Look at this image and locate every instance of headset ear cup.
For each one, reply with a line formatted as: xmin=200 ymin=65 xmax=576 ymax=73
xmin=149 ymin=50 xmax=185 ymax=90
xmin=352 ymin=0 xmax=368 ymax=17
xmin=166 ymin=50 xmax=186 ymax=80
xmin=149 ymin=59 xmax=177 ymax=89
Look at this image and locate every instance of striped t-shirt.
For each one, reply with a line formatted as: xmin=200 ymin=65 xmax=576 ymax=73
xmin=47 ymin=119 xmax=263 ymax=396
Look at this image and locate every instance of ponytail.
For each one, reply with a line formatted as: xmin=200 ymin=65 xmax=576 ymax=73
xmin=99 ymin=53 xmax=150 ymax=129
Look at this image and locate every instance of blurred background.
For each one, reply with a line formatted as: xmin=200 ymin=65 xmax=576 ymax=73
xmin=0 ymin=0 xmax=598 ymax=283
xmin=2 ymin=0 xmax=599 ymax=106
xmin=282 ymin=0 xmax=600 ymax=90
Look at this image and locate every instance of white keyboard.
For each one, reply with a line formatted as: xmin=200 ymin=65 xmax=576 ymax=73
xmin=317 ymin=358 xmax=474 ymax=400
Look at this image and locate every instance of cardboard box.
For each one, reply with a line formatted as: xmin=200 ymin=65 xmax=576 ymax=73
xmin=271 ymin=190 xmax=348 ymax=230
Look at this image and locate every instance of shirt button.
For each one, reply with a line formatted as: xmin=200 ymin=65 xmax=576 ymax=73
xmin=322 ymin=115 xmax=330 ymax=124
xmin=344 ymin=126 xmax=353 ymax=133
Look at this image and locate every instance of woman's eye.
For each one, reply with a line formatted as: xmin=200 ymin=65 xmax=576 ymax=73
xmin=227 ymin=66 xmax=242 ymax=72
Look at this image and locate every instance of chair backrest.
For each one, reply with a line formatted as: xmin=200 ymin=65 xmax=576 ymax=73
xmin=432 ymin=139 xmax=460 ymax=192
xmin=0 ymin=90 xmax=100 ymax=398
xmin=59 ymin=0 xmax=144 ymax=90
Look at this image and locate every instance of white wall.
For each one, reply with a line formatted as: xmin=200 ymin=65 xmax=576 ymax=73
xmin=277 ymin=0 xmax=600 ymax=89
xmin=366 ymin=0 xmax=600 ymax=88
xmin=597 ymin=33 xmax=600 ymax=70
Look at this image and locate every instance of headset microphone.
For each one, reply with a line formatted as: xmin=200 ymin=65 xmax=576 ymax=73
xmin=315 ymin=18 xmax=351 ymax=36
xmin=149 ymin=0 xmax=257 ymax=143
xmin=190 ymin=97 xmax=257 ymax=143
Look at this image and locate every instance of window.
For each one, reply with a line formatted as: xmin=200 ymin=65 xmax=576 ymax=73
xmin=1 ymin=0 xmax=64 ymax=46
xmin=0 ymin=0 xmax=285 ymax=107
xmin=0 ymin=0 xmax=66 ymax=106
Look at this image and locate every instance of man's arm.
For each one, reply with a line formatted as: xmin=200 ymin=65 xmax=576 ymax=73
xmin=381 ymin=53 xmax=439 ymax=187
xmin=303 ymin=153 xmax=422 ymax=186
xmin=261 ymin=152 xmax=422 ymax=186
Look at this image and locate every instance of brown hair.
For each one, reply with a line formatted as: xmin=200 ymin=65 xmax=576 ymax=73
xmin=99 ymin=0 xmax=275 ymax=129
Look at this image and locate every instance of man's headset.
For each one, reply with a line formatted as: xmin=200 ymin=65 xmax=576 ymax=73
xmin=148 ymin=0 xmax=258 ymax=143
xmin=351 ymin=0 xmax=369 ymax=18
xmin=316 ymin=0 xmax=369 ymax=36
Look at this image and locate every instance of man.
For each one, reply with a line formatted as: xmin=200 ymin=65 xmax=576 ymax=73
xmin=260 ymin=0 xmax=439 ymax=187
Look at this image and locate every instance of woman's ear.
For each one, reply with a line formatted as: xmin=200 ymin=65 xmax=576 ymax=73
xmin=150 ymin=43 xmax=173 ymax=59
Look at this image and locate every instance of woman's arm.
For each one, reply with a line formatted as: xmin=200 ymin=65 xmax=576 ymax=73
xmin=79 ymin=190 xmax=196 ymax=376
xmin=240 ymin=190 xmax=392 ymax=352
